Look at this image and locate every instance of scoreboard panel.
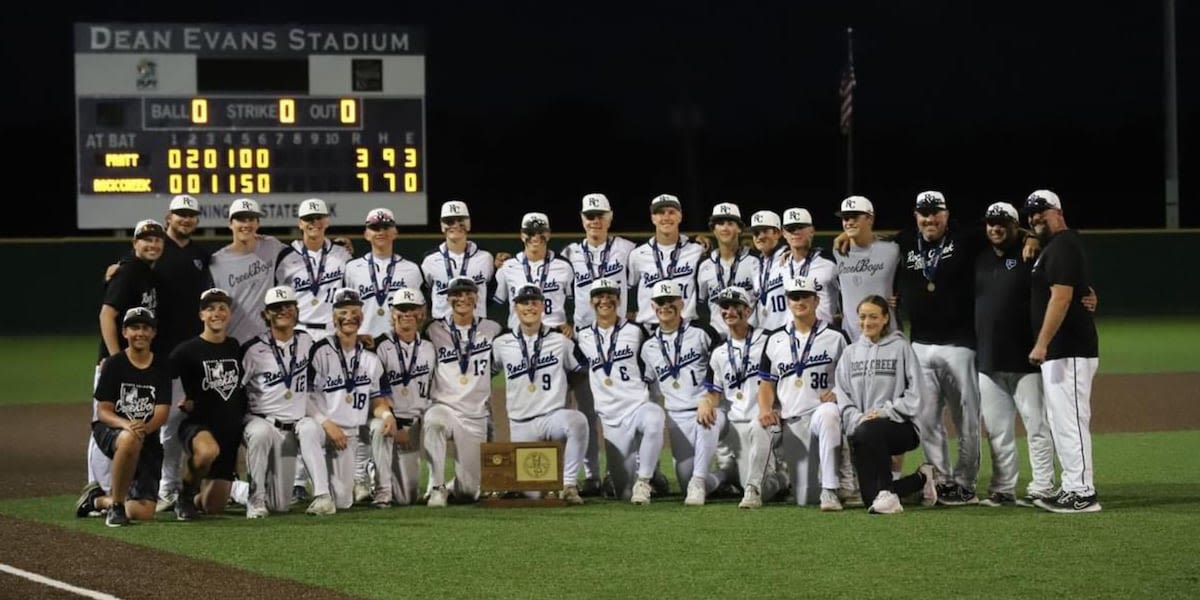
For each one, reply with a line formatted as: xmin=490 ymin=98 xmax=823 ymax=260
xmin=74 ymin=23 xmax=427 ymax=228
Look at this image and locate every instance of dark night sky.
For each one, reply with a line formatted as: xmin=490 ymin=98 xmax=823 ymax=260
xmin=2 ymin=1 xmax=1196 ymax=236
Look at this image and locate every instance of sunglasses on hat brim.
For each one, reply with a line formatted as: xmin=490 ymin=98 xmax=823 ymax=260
xmin=785 ymin=291 xmax=816 ymax=300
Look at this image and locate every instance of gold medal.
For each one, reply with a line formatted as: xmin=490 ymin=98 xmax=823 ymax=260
xmin=672 ymin=380 xmax=681 ymax=389
xmin=459 ymin=375 xmax=469 ymax=385
xmin=795 ymin=379 xmax=804 ymax=388
xmin=528 ymin=383 xmax=537 ymax=393
xmin=736 ymin=391 xmax=743 ymax=400
xmin=311 ymin=298 xmax=319 ymax=306
xmin=603 ymin=377 xmax=613 ymax=386
xmin=400 ymin=388 xmax=409 ymax=397
xmin=284 ymin=390 xmax=293 ymax=399
xmin=377 ymin=308 xmax=385 ymax=316
xmin=926 ymin=282 xmax=936 ymax=292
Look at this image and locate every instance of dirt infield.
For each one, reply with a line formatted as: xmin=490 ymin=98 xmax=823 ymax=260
xmin=1 ymin=373 xmax=1196 ymax=599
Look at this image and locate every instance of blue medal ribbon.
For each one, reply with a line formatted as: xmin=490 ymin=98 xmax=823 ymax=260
xmin=367 ymin=253 xmax=399 ymax=309
xmin=580 ymin=237 xmax=614 ymax=281
xmin=440 ymin=242 xmax=472 ymax=281
xmin=789 ymin=320 xmax=822 ymax=380
xmin=656 ymin=323 xmax=688 ymax=382
xmin=268 ymin=334 xmax=299 ymax=393
xmin=300 ymin=241 xmax=331 ymax=299
xmin=334 ymin=342 xmax=363 ymax=393
xmin=516 ymin=327 xmax=547 ymax=385
xmin=521 ymin=251 xmax=552 ymax=291
xmin=711 ymin=248 xmax=745 ymax=291
xmin=393 ymin=334 xmax=420 ymax=387
xmin=725 ymin=327 xmax=754 ymax=390
xmin=593 ymin=320 xmax=624 ymax=377
xmin=448 ymin=317 xmax=479 ymax=376
xmin=917 ymin=236 xmax=947 ymax=285
xmin=650 ymin=238 xmax=682 ymax=283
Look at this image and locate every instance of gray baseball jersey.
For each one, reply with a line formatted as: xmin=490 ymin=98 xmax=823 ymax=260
xmin=209 ymin=236 xmax=286 ymax=344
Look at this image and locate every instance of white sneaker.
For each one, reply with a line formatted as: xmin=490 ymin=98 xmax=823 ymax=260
xmin=230 ymin=480 xmax=250 ymax=506
xmin=246 ymin=499 xmax=269 ymax=519
xmin=353 ymin=481 xmax=372 ymax=504
xmin=918 ymin=464 xmax=938 ymax=507
xmin=561 ymin=486 xmax=584 ymax=505
xmin=305 ymin=494 xmax=336 ymax=516
xmin=739 ymin=484 xmax=762 ymax=509
xmin=427 ymin=486 xmax=449 ymax=508
xmin=868 ymin=490 xmax=904 ymax=515
xmin=631 ymin=479 xmax=652 ymax=505
xmin=684 ymin=477 xmax=706 ymax=506
xmin=155 ymin=491 xmax=178 ymax=513
xmin=820 ymin=489 xmax=844 ymax=512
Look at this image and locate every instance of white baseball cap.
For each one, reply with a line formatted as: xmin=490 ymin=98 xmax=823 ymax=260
xmin=169 ymin=194 xmax=199 ymax=214
xmin=836 ymin=195 xmax=874 ymax=217
xmin=715 ymin=286 xmax=753 ymax=307
xmin=782 ymin=208 xmax=813 ymax=227
xmin=915 ymin=190 xmax=947 ymax=213
xmin=589 ymin=277 xmax=622 ymax=297
xmin=1024 ymin=189 xmax=1062 ymax=213
xmin=264 ymin=285 xmax=298 ymax=306
xmin=229 ymin=198 xmax=262 ymax=219
xmin=298 ymin=198 xmax=329 ymax=218
xmin=521 ymin=212 xmax=550 ymax=232
xmin=389 ymin=287 xmax=426 ymax=307
xmin=783 ymin=275 xmax=818 ymax=295
xmin=985 ymin=202 xmax=1019 ymax=222
xmin=133 ymin=219 xmax=166 ymax=239
xmin=650 ymin=281 xmax=682 ymax=300
xmin=650 ymin=194 xmax=682 ymax=212
xmin=440 ymin=200 xmax=470 ymax=220
xmin=749 ymin=210 xmax=782 ymax=230
xmin=365 ymin=207 xmax=396 ymax=227
xmin=581 ymin=193 xmax=612 ymax=214
xmin=708 ymin=202 xmax=744 ymax=227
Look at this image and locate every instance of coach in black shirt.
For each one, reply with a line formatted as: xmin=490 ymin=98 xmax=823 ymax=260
xmin=155 ymin=195 xmax=214 ymax=353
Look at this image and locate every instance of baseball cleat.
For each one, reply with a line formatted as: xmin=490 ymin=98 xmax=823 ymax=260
xmin=1017 ymin=488 xmax=1057 ymax=508
xmin=630 ymin=479 xmax=652 ymax=505
xmin=837 ymin=487 xmax=864 ymax=508
xmin=105 ymin=502 xmax=130 ymax=527
xmin=867 ymin=490 xmax=903 ymax=515
xmin=918 ymin=464 xmax=938 ymax=507
xmin=1035 ymin=491 xmax=1102 ymax=514
xmin=580 ymin=477 xmax=603 ymax=497
xmin=980 ymin=492 xmax=1017 ymax=507
xmin=650 ymin=470 xmax=671 ymax=497
xmin=684 ymin=477 xmax=706 ymax=506
xmin=561 ymin=486 xmax=584 ymax=505
xmin=245 ymin=500 xmax=269 ymax=519
xmin=427 ymin=486 xmax=449 ymax=508
xmin=75 ymin=481 xmax=103 ymax=518
xmin=155 ymin=491 xmax=178 ymax=513
xmin=819 ymin=489 xmax=844 ymax=512
xmin=175 ymin=491 xmax=200 ymax=521
xmin=353 ymin=481 xmax=372 ymax=504
xmin=305 ymin=494 xmax=336 ymax=516
xmin=738 ymin=484 xmax=762 ymax=509
xmin=936 ymin=483 xmax=978 ymax=506
xmin=291 ymin=485 xmax=308 ymax=505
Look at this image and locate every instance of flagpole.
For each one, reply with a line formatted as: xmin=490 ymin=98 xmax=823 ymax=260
xmin=1164 ymin=0 xmax=1179 ymax=228
xmin=844 ymin=27 xmax=855 ymax=196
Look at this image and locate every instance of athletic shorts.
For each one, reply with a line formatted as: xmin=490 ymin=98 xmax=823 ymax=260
xmin=91 ymin=422 xmax=163 ymax=501
xmin=178 ymin=419 xmax=243 ymax=481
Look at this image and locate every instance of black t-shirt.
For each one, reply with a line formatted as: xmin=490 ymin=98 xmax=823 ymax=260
xmin=975 ymin=238 xmax=1037 ymax=374
xmin=93 ymin=351 xmax=172 ymax=445
xmin=98 ymin=256 xmax=158 ymax=361
xmin=894 ymin=225 xmax=988 ymax=347
xmin=169 ymin=335 xmax=248 ymax=431
xmin=155 ymin=238 xmax=213 ymax=353
xmin=1030 ymin=229 xmax=1099 ymax=359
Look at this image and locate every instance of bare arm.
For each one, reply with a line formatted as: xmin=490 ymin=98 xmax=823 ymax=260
xmin=756 ymin=380 xmax=779 ymax=427
xmin=97 ymin=401 xmax=146 ymax=438
xmin=1030 ymin=284 xmax=1073 ymax=365
xmin=99 ymin=305 xmax=121 ymax=358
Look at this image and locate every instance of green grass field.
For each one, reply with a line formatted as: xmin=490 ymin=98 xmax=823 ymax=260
xmin=2 ymin=431 xmax=1198 ymax=598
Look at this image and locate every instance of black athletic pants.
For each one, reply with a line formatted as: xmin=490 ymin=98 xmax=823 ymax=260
xmin=848 ymin=418 xmax=925 ymax=506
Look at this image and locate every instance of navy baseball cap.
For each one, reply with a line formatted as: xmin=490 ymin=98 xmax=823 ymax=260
xmin=441 ymin=276 xmax=479 ymax=295
xmin=514 ymin=284 xmax=545 ymax=303
xmin=199 ymin=287 xmax=232 ymax=308
xmin=915 ymin=191 xmax=948 ymax=215
xmin=715 ymin=287 xmax=753 ymax=308
xmin=332 ymin=288 xmax=364 ymax=308
xmin=122 ymin=307 xmax=157 ymax=327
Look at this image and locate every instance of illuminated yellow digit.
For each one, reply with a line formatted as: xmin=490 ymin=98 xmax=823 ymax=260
xmin=356 ymin=173 xmax=370 ymax=192
xmin=257 ymin=173 xmax=271 ymax=193
xmin=238 ymin=148 xmax=252 ymax=169
xmin=168 ymin=149 xmax=181 ymax=169
xmin=279 ymin=99 xmax=295 ymax=124
xmin=228 ymin=174 xmax=236 ymax=192
xmin=185 ymin=148 xmax=199 ymax=169
xmin=256 ymin=148 xmax=270 ymax=168
xmin=355 ymin=147 xmax=369 ymax=168
xmin=383 ymin=172 xmax=396 ymax=192
xmin=210 ymin=174 xmax=219 ymax=193
xmin=203 ymin=148 xmax=217 ymax=169
xmin=382 ymin=148 xmax=395 ymax=167
xmin=191 ymin=99 xmax=208 ymax=124
xmin=168 ymin=174 xmax=182 ymax=193
xmin=404 ymin=147 xmax=417 ymax=168
xmin=404 ymin=172 xmax=417 ymax=192
xmin=187 ymin=173 xmax=200 ymax=194
xmin=340 ymin=99 xmax=356 ymax=124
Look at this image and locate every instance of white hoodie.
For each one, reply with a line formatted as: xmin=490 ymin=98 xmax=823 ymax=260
xmin=834 ymin=330 xmax=928 ymax=436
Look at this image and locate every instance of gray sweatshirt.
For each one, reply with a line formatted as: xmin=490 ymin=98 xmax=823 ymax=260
xmin=834 ymin=330 xmax=927 ymax=436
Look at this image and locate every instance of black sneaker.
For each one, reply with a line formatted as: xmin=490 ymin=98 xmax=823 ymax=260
xmin=75 ymin=481 xmax=103 ymax=518
xmin=1017 ymin=489 xmax=1057 ymax=508
xmin=980 ymin=492 xmax=1017 ymax=507
xmin=580 ymin=478 xmax=603 ymax=497
xmin=937 ymin=483 xmax=979 ymax=506
xmin=1035 ymin=491 xmax=1102 ymax=514
xmin=175 ymin=491 xmax=199 ymax=521
xmin=105 ymin=502 xmax=129 ymax=527
xmin=291 ymin=485 xmax=308 ymax=505
xmin=650 ymin=470 xmax=671 ymax=496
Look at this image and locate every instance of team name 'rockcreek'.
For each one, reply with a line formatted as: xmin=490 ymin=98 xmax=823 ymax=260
xmin=848 ymin=358 xmax=898 ymax=377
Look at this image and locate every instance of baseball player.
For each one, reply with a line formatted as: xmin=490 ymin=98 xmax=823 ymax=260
xmin=492 ymin=284 xmax=589 ymax=504
xmin=561 ymin=192 xmax=637 ymax=494
xmin=698 ymin=287 xmax=785 ymax=509
xmin=370 ymin=288 xmax=436 ymax=507
xmin=696 ymin=203 xmax=760 ymax=338
xmin=75 ymin=307 xmax=171 ymax=527
xmin=275 ymin=198 xmax=352 ymax=338
xmin=573 ymin=278 xmax=665 ymax=504
xmin=1025 ymin=190 xmax=1102 ymax=513
xmin=240 ymin=286 xmax=333 ymax=517
xmin=493 ymin=212 xmax=575 ymax=334
xmin=747 ymin=210 xmax=785 ymax=334
xmin=423 ymin=276 xmax=504 ymax=506
xmin=627 ymin=194 xmax=705 ymax=325
xmin=761 ymin=208 xmax=838 ymax=331
xmin=306 ymin=288 xmax=392 ymax=511
xmin=754 ymin=275 xmax=849 ymax=510
xmin=639 ymin=281 xmax=723 ymax=505
xmin=208 ymin=198 xmax=288 ymax=344
xmin=166 ymin=288 xmax=247 ymax=520
xmin=832 ymin=196 xmax=900 ymax=341
xmin=835 ymin=295 xmax=938 ymax=514
xmin=973 ymin=202 xmax=1058 ymax=507
xmin=343 ymin=207 xmax=423 ymax=338
xmin=421 ymin=200 xmax=495 ymax=320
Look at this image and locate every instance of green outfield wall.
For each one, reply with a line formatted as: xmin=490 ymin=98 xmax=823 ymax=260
xmin=2 ymin=230 xmax=1195 ymax=335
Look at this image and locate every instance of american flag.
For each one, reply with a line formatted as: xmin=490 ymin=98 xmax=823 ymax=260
xmin=839 ymin=59 xmax=856 ymax=136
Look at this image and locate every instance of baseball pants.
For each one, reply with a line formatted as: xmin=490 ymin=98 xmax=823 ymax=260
xmin=979 ymin=371 xmax=1056 ymax=497
xmin=315 ymin=424 xmax=368 ymax=510
xmin=86 ymin=367 xmax=112 ymax=492
xmin=666 ymin=408 xmax=726 ymax=493
xmin=354 ymin=433 xmax=374 ymax=491
xmin=422 ymin=404 xmax=486 ymax=500
xmin=157 ymin=378 xmax=187 ymax=499
xmin=243 ymin=415 xmax=327 ymax=512
xmin=733 ymin=420 xmax=788 ymax=501
xmin=848 ymin=418 xmax=925 ymax=506
xmin=569 ymin=370 xmax=602 ymax=481
xmin=602 ymin=402 xmax=666 ymax=501
xmin=510 ymin=408 xmax=588 ymax=488
xmin=913 ymin=342 xmax=982 ymax=490
xmin=776 ymin=402 xmax=843 ymax=505
xmin=369 ymin=417 xmax=422 ymax=505
xmin=1041 ymin=357 xmax=1099 ymax=496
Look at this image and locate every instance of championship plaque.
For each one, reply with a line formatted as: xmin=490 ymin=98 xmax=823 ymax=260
xmin=480 ymin=441 xmax=565 ymax=507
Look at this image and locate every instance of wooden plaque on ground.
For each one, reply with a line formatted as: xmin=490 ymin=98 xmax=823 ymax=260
xmin=480 ymin=441 xmax=565 ymax=507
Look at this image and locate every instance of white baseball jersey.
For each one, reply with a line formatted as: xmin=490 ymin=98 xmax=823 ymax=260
xmin=308 ymin=339 xmax=387 ymax=428
xmin=209 ymin=236 xmax=286 ymax=343
xmin=573 ymin=320 xmax=652 ymax=427
xmin=761 ymin=249 xmax=838 ymax=330
xmin=342 ymin=253 xmax=423 ymax=337
xmin=627 ymin=235 xmax=704 ymax=324
xmin=758 ymin=323 xmax=848 ymax=419
xmin=639 ymin=321 xmax=721 ymax=412
xmin=424 ymin=317 xmax=503 ymax=419
xmin=705 ymin=327 xmax=769 ymax=422
xmin=492 ymin=328 xmax=581 ymax=421
xmin=275 ymin=240 xmax=352 ymax=334
xmin=241 ymin=330 xmax=316 ymax=421
xmin=421 ymin=242 xmax=495 ymax=319
xmin=374 ymin=333 xmax=436 ymax=420
xmin=493 ymin=252 xmax=575 ymax=329
xmin=696 ymin=247 xmax=762 ymax=337
xmin=561 ymin=236 xmax=637 ymax=327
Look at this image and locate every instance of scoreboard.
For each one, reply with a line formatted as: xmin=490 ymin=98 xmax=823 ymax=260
xmin=74 ymin=23 xmax=427 ymax=228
